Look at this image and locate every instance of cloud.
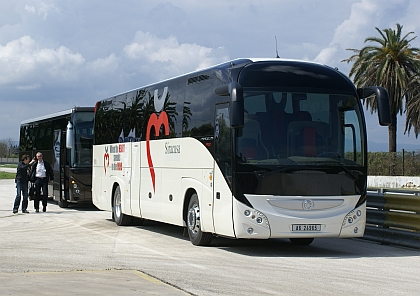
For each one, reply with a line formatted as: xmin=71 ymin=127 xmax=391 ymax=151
xmin=314 ymin=0 xmax=380 ymax=66
xmin=24 ymin=2 xmax=60 ymax=20
xmin=314 ymin=0 xmax=414 ymax=70
xmin=123 ymin=31 xmax=229 ymax=81
xmin=0 ymin=35 xmax=85 ymax=87
xmin=87 ymin=54 xmax=119 ymax=74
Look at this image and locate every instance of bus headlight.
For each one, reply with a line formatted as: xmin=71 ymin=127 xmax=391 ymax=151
xmin=342 ymin=208 xmax=363 ymax=227
xmin=242 ymin=208 xmax=269 ymax=227
xmin=72 ymin=180 xmax=81 ymax=195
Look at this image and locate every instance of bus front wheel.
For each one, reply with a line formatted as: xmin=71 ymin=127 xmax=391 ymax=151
xmin=289 ymin=238 xmax=314 ymax=245
xmin=187 ymin=194 xmax=212 ymax=246
xmin=112 ymin=185 xmax=132 ymax=226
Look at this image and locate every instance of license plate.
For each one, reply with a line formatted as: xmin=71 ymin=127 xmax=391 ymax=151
xmin=292 ymin=224 xmax=321 ymax=231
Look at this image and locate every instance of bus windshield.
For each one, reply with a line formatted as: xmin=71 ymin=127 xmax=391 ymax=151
xmin=71 ymin=112 xmax=94 ymax=168
xmin=237 ymin=90 xmax=364 ymax=169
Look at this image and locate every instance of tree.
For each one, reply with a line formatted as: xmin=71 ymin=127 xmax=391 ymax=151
xmin=405 ymin=75 xmax=420 ymax=137
xmin=342 ymin=23 xmax=420 ymax=152
xmin=0 ymin=138 xmax=18 ymax=158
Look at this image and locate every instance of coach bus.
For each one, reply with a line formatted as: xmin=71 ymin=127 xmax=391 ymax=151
xmin=19 ymin=107 xmax=94 ymax=208
xmin=92 ymin=58 xmax=391 ymax=246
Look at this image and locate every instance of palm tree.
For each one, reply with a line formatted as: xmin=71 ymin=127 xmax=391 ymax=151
xmin=342 ymin=23 xmax=420 ymax=152
xmin=405 ymin=75 xmax=420 ymax=137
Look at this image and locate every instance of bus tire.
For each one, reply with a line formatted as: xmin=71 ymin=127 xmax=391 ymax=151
xmin=112 ymin=185 xmax=132 ymax=226
xmin=187 ymin=194 xmax=212 ymax=246
xmin=58 ymin=197 xmax=69 ymax=208
xmin=289 ymin=238 xmax=314 ymax=245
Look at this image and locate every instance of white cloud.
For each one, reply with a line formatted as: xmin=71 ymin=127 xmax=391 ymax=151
xmin=88 ymin=54 xmax=119 ymax=74
xmin=24 ymin=1 xmax=60 ymax=20
xmin=24 ymin=5 xmax=36 ymax=14
xmin=314 ymin=0 xmax=416 ymax=69
xmin=0 ymin=35 xmax=85 ymax=86
xmin=314 ymin=0 xmax=381 ymax=66
xmin=123 ymin=31 xmax=229 ymax=80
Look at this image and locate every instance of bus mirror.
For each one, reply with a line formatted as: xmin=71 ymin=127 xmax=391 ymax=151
xmin=66 ymin=121 xmax=74 ymax=149
xmin=215 ymin=82 xmax=244 ymax=128
xmin=357 ymin=86 xmax=391 ymax=126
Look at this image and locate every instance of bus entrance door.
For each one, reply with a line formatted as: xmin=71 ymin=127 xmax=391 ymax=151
xmin=213 ymin=104 xmax=235 ymax=238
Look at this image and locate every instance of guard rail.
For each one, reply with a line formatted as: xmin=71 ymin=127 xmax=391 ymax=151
xmin=365 ymin=188 xmax=420 ymax=249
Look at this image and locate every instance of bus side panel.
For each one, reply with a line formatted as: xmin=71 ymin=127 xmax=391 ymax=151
xmin=93 ymin=143 xmax=127 ymax=213
xmin=130 ymin=142 xmax=142 ymax=217
xmin=161 ymin=167 xmax=184 ymax=226
xmin=212 ymin=164 xmax=235 ymax=238
xmin=119 ymin=143 xmax=132 ymax=216
xmin=139 ymin=138 xmax=214 ymax=228
xmin=92 ymin=144 xmax=110 ymax=211
xmin=140 ymin=140 xmax=162 ymax=221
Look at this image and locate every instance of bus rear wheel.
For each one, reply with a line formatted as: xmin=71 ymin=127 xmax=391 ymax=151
xmin=187 ymin=194 xmax=212 ymax=246
xmin=289 ymin=238 xmax=314 ymax=245
xmin=112 ymin=185 xmax=132 ymax=226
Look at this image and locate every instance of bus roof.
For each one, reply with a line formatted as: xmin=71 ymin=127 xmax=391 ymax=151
xmin=20 ymin=107 xmax=94 ymax=125
xmin=100 ymin=58 xmax=330 ymax=101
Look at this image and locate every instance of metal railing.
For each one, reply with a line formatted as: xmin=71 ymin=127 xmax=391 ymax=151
xmin=365 ymin=188 xmax=420 ymax=249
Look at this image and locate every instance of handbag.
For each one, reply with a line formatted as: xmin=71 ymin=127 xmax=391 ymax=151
xmin=28 ymin=183 xmax=35 ymax=201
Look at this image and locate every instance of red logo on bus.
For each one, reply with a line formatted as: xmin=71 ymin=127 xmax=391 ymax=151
xmin=104 ymin=146 xmax=110 ymax=174
xmin=146 ymin=87 xmax=169 ymax=192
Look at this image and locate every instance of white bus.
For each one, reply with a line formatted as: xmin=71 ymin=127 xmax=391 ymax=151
xmin=92 ymin=58 xmax=390 ymax=246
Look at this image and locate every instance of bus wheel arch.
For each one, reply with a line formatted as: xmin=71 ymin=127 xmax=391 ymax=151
xmin=185 ymin=192 xmax=213 ymax=246
xmin=111 ymin=183 xmax=132 ymax=226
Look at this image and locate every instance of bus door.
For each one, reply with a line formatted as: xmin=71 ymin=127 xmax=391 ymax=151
xmin=52 ymin=129 xmax=65 ymax=201
xmin=213 ymin=104 xmax=235 ymax=237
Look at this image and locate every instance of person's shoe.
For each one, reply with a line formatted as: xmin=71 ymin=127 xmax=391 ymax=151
xmin=42 ymin=207 xmax=46 ymax=212
xmin=35 ymin=209 xmax=39 ymax=213
xmin=13 ymin=209 xmax=18 ymax=214
xmin=22 ymin=210 xmax=29 ymax=213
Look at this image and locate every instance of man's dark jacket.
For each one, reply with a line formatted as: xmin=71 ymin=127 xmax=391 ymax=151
xmin=30 ymin=160 xmax=54 ymax=182
xmin=15 ymin=161 xmax=31 ymax=183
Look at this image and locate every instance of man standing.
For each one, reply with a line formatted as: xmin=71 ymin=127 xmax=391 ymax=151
xmin=13 ymin=155 xmax=35 ymax=213
xmin=30 ymin=152 xmax=54 ymax=212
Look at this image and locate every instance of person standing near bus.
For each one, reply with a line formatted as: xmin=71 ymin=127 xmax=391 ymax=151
xmin=30 ymin=152 xmax=54 ymax=212
xmin=13 ymin=155 xmax=36 ymax=213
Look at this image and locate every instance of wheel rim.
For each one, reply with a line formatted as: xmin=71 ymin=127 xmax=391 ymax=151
xmin=187 ymin=202 xmax=200 ymax=235
xmin=114 ymin=188 xmax=121 ymax=219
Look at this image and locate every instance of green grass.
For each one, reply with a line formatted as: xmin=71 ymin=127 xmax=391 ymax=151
xmin=0 ymin=171 xmax=15 ymax=179
xmin=0 ymin=164 xmax=17 ymax=168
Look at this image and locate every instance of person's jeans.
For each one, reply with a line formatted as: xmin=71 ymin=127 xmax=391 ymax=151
xmin=34 ymin=178 xmax=48 ymax=210
xmin=14 ymin=180 xmax=29 ymax=212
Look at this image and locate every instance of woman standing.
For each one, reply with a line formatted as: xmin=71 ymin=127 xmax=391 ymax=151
xmin=13 ymin=155 xmax=35 ymax=213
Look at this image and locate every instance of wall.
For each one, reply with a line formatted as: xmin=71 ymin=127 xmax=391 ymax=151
xmin=368 ymin=176 xmax=420 ymax=189
xmin=0 ymin=158 xmax=18 ymax=164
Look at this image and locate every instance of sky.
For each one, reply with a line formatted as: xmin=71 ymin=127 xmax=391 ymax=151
xmin=1 ymin=0 xmax=419 ymax=151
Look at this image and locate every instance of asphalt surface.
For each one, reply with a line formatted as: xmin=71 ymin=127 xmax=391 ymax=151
xmin=1 ymin=165 xmax=419 ymax=295
xmin=0 ymin=167 xmax=189 ymax=296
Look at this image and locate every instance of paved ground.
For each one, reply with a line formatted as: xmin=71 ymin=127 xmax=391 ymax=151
xmin=0 ymin=166 xmax=17 ymax=173
xmin=1 ymin=165 xmax=419 ymax=295
xmin=0 ymin=174 xmax=189 ymax=296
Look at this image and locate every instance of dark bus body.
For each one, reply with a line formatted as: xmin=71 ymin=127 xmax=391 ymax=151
xmin=19 ymin=107 xmax=94 ymax=207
